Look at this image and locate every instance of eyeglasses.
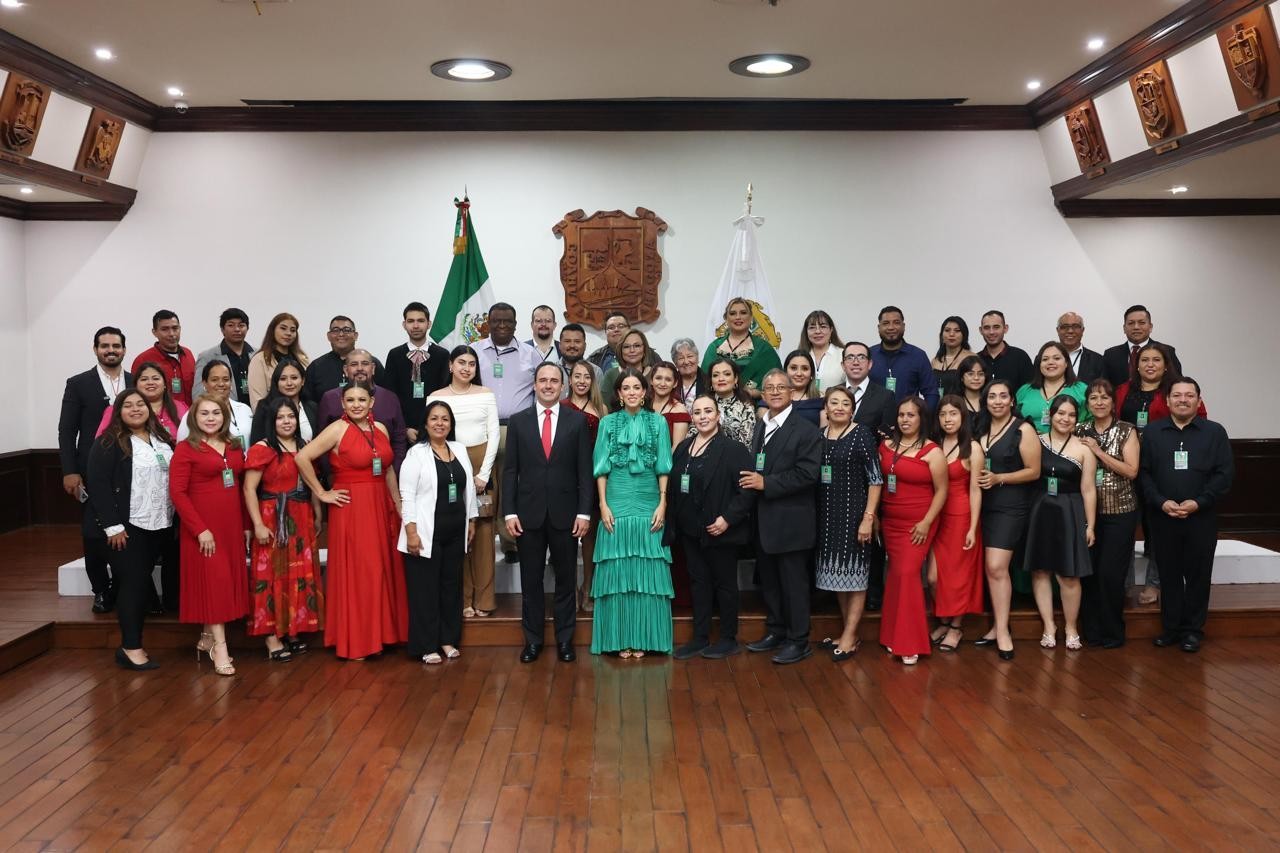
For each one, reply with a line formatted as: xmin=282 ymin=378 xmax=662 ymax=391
xmin=761 ymin=385 xmax=788 ymax=393
xmin=1057 ymin=323 xmax=1083 ymax=331
xmin=605 ymin=323 xmax=629 ymax=332
xmin=329 ymin=326 xmax=355 ymax=335
xmin=842 ymin=354 xmax=869 ymax=363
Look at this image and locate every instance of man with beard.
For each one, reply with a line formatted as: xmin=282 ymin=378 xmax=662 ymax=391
xmin=977 ymin=309 xmax=1034 ymax=392
xmin=868 ymin=305 xmax=938 ymax=410
xmin=317 ymin=348 xmax=408 ymax=470
xmin=556 ymin=323 xmax=602 ymax=385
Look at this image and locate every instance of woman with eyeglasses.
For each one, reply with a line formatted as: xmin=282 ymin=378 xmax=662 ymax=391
xmin=797 ymin=310 xmax=846 ymax=393
xmin=956 ymin=356 xmax=988 ymax=430
xmin=931 ymin=316 xmax=977 ymax=399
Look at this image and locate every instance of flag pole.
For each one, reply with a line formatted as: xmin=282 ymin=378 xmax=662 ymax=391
xmin=745 ymin=182 xmax=753 ymax=215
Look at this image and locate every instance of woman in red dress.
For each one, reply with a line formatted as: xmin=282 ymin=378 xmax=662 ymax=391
xmin=928 ymin=395 xmax=985 ymax=652
xmin=649 ymin=361 xmax=693 ymax=607
xmin=563 ymin=361 xmax=606 ymax=612
xmin=169 ymin=394 xmax=251 ymax=676
xmin=295 ymin=382 xmax=407 ymax=660
xmin=877 ymin=397 xmax=948 ymax=665
xmin=243 ymin=397 xmax=324 ymax=661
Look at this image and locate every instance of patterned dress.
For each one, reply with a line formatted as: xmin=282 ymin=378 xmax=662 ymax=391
xmin=815 ymin=424 xmax=883 ymax=592
xmin=245 ymin=443 xmax=323 ymax=637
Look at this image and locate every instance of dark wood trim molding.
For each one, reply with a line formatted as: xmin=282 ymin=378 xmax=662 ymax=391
xmin=0 ymin=155 xmax=135 ymax=206
xmin=152 ymin=99 xmax=1035 ymax=133
xmin=0 ymin=29 xmax=158 ymax=128
xmin=1058 ymin=198 xmax=1280 ymax=217
xmin=1050 ymin=105 xmax=1280 ymax=203
xmin=0 ymin=195 xmax=24 ymax=219
xmin=18 ymin=201 xmax=131 ymax=221
xmin=1029 ymin=0 xmax=1270 ymax=126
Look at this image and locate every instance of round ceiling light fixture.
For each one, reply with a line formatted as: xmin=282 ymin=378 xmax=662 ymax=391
xmin=430 ymin=59 xmax=512 ymax=83
xmin=729 ymin=54 xmax=810 ymax=78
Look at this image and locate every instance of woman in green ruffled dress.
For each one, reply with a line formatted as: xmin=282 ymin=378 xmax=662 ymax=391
xmin=591 ymin=369 xmax=674 ymax=657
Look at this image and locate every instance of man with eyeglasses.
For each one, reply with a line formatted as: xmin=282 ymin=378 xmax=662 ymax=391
xmin=869 ymin=305 xmax=938 ymax=410
xmin=587 ymin=311 xmax=660 ymax=372
xmin=525 ymin=305 xmax=561 ymax=363
xmin=841 ymin=341 xmax=895 ymax=612
xmin=976 ymin=309 xmax=1033 ymax=392
xmin=304 ymin=315 xmax=386 ymax=403
xmin=1056 ymin=311 xmax=1104 ymax=385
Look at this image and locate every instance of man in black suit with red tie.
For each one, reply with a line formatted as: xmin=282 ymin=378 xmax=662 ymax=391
xmin=58 ymin=326 xmax=131 ymax=613
xmin=1103 ymin=304 xmax=1182 ymax=387
xmin=503 ymin=362 xmax=593 ymax=663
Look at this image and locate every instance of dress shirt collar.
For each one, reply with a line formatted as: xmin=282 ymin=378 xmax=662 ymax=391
xmin=845 ymin=376 xmax=870 ymax=396
xmin=763 ymin=403 xmax=793 ymax=429
xmin=537 ymin=401 xmax=560 ymax=419
xmin=482 ymin=336 xmax=522 ymax=355
xmin=97 ymin=365 xmax=125 ymax=399
xmin=1130 ymin=339 xmax=1150 ymax=350
xmin=406 ymin=340 xmax=430 ymax=354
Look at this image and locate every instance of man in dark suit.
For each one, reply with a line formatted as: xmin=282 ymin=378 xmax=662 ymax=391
xmin=503 ymin=362 xmax=593 ymax=663
xmin=1056 ymin=311 xmax=1105 ymax=385
xmin=58 ymin=326 xmax=131 ymax=613
xmin=843 ymin=340 xmax=895 ymax=609
xmin=383 ymin=302 xmax=450 ymax=444
xmin=1103 ymin=304 xmax=1182 ymax=387
xmin=741 ymin=369 xmax=823 ymax=664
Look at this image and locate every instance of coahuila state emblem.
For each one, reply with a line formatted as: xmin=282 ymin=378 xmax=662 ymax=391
xmin=552 ymin=208 xmax=667 ymax=330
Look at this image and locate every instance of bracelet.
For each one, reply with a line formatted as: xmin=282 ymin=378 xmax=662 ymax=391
xmin=862 ymin=512 xmax=875 ymax=519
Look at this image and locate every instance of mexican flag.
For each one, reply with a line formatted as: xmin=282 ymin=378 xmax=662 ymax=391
xmin=431 ymin=196 xmax=497 ymax=348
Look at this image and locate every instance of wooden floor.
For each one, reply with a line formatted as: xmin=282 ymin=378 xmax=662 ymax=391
xmin=2 ymin=527 xmax=1280 ymax=849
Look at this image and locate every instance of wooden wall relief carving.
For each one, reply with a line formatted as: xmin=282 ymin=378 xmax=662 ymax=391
xmin=552 ymin=208 xmax=667 ymax=329
xmin=0 ymin=75 xmax=50 ymax=157
xmin=1064 ymin=100 xmax=1109 ymax=176
xmin=1217 ymin=8 xmax=1280 ymax=114
xmin=76 ymin=108 xmax=125 ymax=179
xmin=1128 ymin=60 xmax=1186 ymax=151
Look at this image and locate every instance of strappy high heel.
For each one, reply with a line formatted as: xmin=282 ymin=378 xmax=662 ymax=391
xmin=210 ymin=641 xmax=236 ymax=676
xmin=195 ymin=631 xmax=215 ymax=661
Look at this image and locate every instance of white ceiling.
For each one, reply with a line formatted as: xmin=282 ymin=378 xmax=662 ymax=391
xmin=1088 ymin=133 xmax=1280 ymax=199
xmin=0 ymin=0 xmax=1177 ymax=106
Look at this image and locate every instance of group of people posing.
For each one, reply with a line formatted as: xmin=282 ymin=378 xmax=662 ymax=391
xmin=56 ymin=297 xmax=1232 ymax=672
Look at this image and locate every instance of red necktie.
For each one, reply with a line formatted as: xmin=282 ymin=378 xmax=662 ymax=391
xmin=541 ymin=408 xmax=553 ymax=459
xmin=1128 ymin=343 xmax=1140 ymax=375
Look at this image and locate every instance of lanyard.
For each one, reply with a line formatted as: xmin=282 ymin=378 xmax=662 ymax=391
xmin=890 ymin=436 xmax=923 ymax=473
xmin=940 ymin=350 xmax=963 ymax=372
xmin=822 ymin=422 xmax=853 ymax=464
xmin=943 ymin=438 xmax=960 ymax=459
xmin=1040 ymin=380 xmax=1065 ymax=402
xmin=684 ymin=434 xmax=713 ymax=474
xmin=724 ymin=334 xmax=751 ymax=355
xmin=982 ymin=416 xmax=1014 ymax=455
xmin=347 ymin=417 xmax=378 ymax=453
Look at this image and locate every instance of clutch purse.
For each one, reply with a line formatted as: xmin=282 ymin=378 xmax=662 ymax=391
xmin=475 ymin=492 xmax=495 ymax=518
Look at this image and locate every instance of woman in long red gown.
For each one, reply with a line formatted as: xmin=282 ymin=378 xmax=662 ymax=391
xmin=928 ymin=396 xmax=985 ymax=652
xmin=877 ymin=397 xmax=949 ymax=666
xmin=170 ymin=394 xmax=251 ymax=676
xmin=295 ymin=382 xmax=406 ymax=660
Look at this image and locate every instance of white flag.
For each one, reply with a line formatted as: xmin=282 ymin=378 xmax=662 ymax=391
xmin=704 ymin=214 xmax=781 ymax=347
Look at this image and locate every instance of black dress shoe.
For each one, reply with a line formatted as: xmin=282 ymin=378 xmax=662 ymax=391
xmin=998 ymin=646 xmax=1015 ymax=661
xmin=115 ymin=647 xmax=159 ymax=671
xmin=771 ymin=642 xmax=812 ymax=665
xmin=973 ymin=636 xmax=997 ymax=648
xmin=91 ymin=592 xmax=113 ymax=614
xmin=673 ymin=640 xmax=709 ymax=660
xmin=1180 ymin=635 xmax=1202 ymax=653
xmin=701 ymin=639 xmax=741 ymax=659
xmin=519 ymin=644 xmax=542 ymax=663
xmin=557 ymin=643 xmax=576 ymax=662
xmin=1153 ymin=633 xmax=1181 ymax=647
xmin=746 ymin=633 xmax=785 ymax=653
xmin=1101 ymin=639 xmax=1126 ymax=650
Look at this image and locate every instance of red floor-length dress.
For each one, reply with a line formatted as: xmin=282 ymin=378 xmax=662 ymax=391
xmin=170 ymin=439 xmax=251 ymax=624
xmin=878 ymin=441 xmax=940 ymax=658
xmin=324 ymin=421 xmax=408 ymax=659
xmin=933 ymin=457 xmax=985 ymax=618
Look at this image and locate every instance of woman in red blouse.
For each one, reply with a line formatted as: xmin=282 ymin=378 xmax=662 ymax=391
xmin=169 ymin=394 xmax=251 ymax=676
xmin=243 ymin=397 xmax=324 ymax=661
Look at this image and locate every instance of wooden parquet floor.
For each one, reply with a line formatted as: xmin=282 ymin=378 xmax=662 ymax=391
xmin=3 ymin=636 xmax=1280 ymax=850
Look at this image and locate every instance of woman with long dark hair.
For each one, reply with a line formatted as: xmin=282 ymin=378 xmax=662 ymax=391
xmin=699 ymin=357 xmax=756 ymax=448
xmin=932 ymin=316 xmax=977 ymax=399
xmin=956 ymin=355 xmax=988 ymax=430
xmin=564 ymin=360 xmax=607 ymax=611
xmin=767 ymin=350 xmax=824 ymax=425
xmin=250 ymin=357 xmax=317 ymax=443
xmin=243 ymin=396 xmax=324 ymax=661
xmin=246 ymin=312 xmax=309 ymax=409
xmin=87 ymin=389 xmax=175 ymax=670
xmin=95 ymin=361 xmax=186 ymax=439
xmin=797 ymin=309 xmax=846 ymax=393
xmin=1016 ymin=341 xmax=1089 ymax=434
xmin=927 ymin=395 xmax=985 ymax=651
xmin=650 ymin=360 xmax=691 ymax=446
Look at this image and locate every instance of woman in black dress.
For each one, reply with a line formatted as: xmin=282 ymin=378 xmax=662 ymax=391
xmin=1024 ymin=395 xmax=1096 ymax=651
xmin=956 ymin=355 xmax=988 ymax=431
xmin=666 ymin=394 xmax=755 ymax=660
xmin=973 ymin=379 xmax=1039 ymax=660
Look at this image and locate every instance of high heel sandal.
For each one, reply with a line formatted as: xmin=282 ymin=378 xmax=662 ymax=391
xmin=1065 ymin=634 xmax=1082 ymax=651
xmin=196 ymin=631 xmax=215 ymax=661
xmin=285 ymin=636 xmax=308 ymax=654
xmin=210 ymin=641 xmax=236 ymax=676
xmin=266 ymin=639 xmax=293 ymax=662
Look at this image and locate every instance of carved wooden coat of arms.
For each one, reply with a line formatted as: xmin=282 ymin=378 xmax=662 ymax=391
xmin=1217 ymin=9 xmax=1280 ymax=111
xmin=1065 ymin=100 xmax=1109 ymax=174
xmin=77 ymin=108 xmax=126 ymax=179
xmin=1128 ymin=60 xmax=1185 ymax=146
xmin=1227 ymin=22 xmax=1266 ymax=97
xmin=552 ymin=208 xmax=667 ymax=329
xmin=0 ymin=75 xmax=50 ymax=156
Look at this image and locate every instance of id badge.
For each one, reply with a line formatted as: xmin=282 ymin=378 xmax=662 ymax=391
xmin=821 ymin=464 xmax=832 ymax=484
xmin=680 ymin=473 xmax=691 ymax=494
xmin=1040 ymin=411 xmax=1050 ymax=428
xmin=155 ymin=452 xmax=169 ymax=471
xmin=755 ymin=452 xmax=766 ymax=472
xmin=1173 ymin=450 xmax=1188 ymax=470
xmin=1095 ymin=467 xmax=1104 ymax=486
xmin=238 ymin=377 xmax=249 ymax=395
xmin=221 ymin=467 xmax=235 ymax=489
xmin=885 ymin=376 xmax=897 ymax=393
xmin=413 ymin=380 xmax=425 ymax=399
xmin=1047 ymin=476 xmax=1059 ymax=497
xmin=887 ymin=473 xmax=897 ymax=494
xmin=170 ymin=375 xmax=182 ymax=394
xmin=493 ymin=362 xmax=504 ymax=379
xmin=938 ymin=383 xmax=945 ymax=399
xmin=447 ymin=482 xmax=458 ymax=503
xmin=1136 ymin=411 xmax=1149 ymax=428
xmin=984 ymin=457 xmax=992 ymax=471
xmin=372 ymin=457 xmax=383 ymax=476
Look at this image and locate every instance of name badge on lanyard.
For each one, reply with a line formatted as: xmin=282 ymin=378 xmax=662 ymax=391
xmin=680 ymin=473 xmax=691 ymax=493
xmin=821 ymin=464 xmax=832 ymax=484
xmin=1173 ymin=449 xmax=1188 ymax=470
xmin=1047 ymin=475 xmax=1059 ymax=497
xmin=413 ymin=380 xmax=425 ymax=399
xmin=155 ymin=452 xmax=169 ymax=472
xmin=1136 ymin=410 xmax=1149 ymax=428
xmin=1095 ymin=467 xmax=1104 ymax=486
xmin=493 ymin=362 xmax=504 ymax=379
xmin=755 ymin=452 xmax=766 ymax=472
xmin=171 ymin=375 xmax=183 ymax=395
xmin=887 ymin=473 xmax=898 ymax=494
xmin=372 ymin=457 xmax=383 ymax=476
xmin=1040 ymin=410 xmax=1050 ymax=428
xmin=221 ymin=466 xmax=235 ymax=489
xmin=984 ymin=457 xmax=992 ymax=471
xmin=238 ymin=376 xmax=249 ymax=395
xmin=447 ymin=482 xmax=458 ymax=503
xmin=885 ymin=374 xmax=897 ymax=394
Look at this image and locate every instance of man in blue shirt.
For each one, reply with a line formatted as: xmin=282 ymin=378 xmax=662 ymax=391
xmin=868 ymin=306 xmax=938 ymax=411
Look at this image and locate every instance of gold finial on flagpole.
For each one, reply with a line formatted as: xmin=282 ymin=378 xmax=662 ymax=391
xmin=746 ymin=182 xmax=753 ymax=215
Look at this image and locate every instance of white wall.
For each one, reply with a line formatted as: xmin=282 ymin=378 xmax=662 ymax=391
xmin=0 ymin=217 xmax=28 ymax=453
xmin=22 ymin=129 xmax=1280 ymax=444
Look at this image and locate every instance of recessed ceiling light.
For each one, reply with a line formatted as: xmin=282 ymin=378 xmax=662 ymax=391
xmin=1 ymin=1 xmax=24 ymax=9
xmin=1170 ymin=185 xmax=1189 ymax=194
xmin=1026 ymin=79 xmax=1042 ymax=91
xmin=429 ymin=59 xmax=512 ymax=83
xmin=18 ymin=186 xmax=33 ymax=195
xmin=94 ymin=47 xmax=114 ymax=60
xmin=729 ymin=54 xmax=811 ymax=78
xmin=167 ymin=86 xmax=184 ymax=97
xmin=1086 ymin=37 xmax=1105 ymax=51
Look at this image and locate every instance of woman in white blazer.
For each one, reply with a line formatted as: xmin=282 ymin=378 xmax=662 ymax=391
xmin=399 ymin=400 xmax=478 ymax=663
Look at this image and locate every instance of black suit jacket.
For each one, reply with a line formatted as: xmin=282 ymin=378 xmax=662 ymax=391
xmin=750 ymin=411 xmax=823 ymax=554
xmin=1074 ymin=348 xmax=1105 ymax=385
xmin=664 ymin=432 xmax=756 ymax=549
xmin=84 ymin=437 xmax=133 ymax=538
xmin=850 ymin=381 xmax=896 ymax=437
xmin=383 ymin=343 xmax=451 ymax=434
xmin=59 ymin=367 xmax=131 ymax=478
xmin=502 ymin=404 xmax=593 ymax=530
xmin=1102 ymin=339 xmax=1182 ymax=387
